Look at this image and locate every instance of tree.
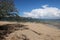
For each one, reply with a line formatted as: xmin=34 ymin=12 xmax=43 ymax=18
xmin=0 ymin=0 xmax=18 ymax=17
xmin=0 ymin=0 xmax=19 ymax=20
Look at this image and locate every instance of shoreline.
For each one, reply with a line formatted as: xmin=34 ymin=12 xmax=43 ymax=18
xmin=43 ymin=23 xmax=60 ymax=29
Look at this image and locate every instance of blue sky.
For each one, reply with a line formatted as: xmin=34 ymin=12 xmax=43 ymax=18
xmin=14 ymin=0 xmax=60 ymax=19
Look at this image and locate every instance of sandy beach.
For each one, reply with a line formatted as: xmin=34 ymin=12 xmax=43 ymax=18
xmin=0 ymin=21 xmax=60 ymax=40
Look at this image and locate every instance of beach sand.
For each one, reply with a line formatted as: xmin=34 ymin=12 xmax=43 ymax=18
xmin=0 ymin=21 xmax=60 ymax=40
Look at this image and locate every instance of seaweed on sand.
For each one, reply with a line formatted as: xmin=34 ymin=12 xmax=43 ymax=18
xmin=0 ymin=24 xmax=26 ymax=40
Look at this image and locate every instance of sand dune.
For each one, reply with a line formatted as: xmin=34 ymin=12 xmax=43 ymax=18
xmin=0 ymin=21 xmax=60 ymax=40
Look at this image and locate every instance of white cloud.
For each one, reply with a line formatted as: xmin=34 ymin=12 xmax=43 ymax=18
xmin=42 ymin=5 xmax=48 ymax=8
xmin=23 ymin=5 xmax=60 ymax=19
